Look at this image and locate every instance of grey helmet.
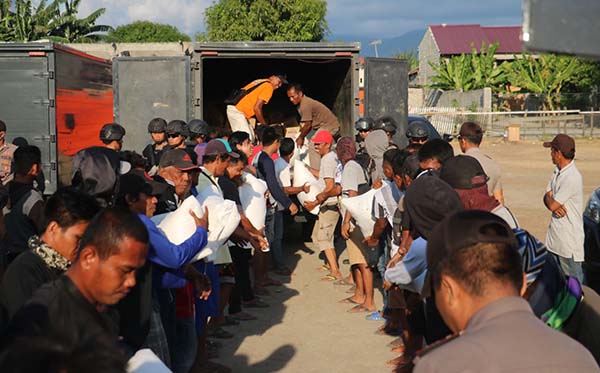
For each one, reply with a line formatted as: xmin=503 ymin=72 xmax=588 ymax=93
xmin=375 ymin=116 xmax=397 ymax=134
xmin=100 ymin=123 xmax=126 ymax=142
xmin=355 ymin=117 xmax=374 ymax=131
xmin=147 ymin=118 xmax=167 ymax=133
xmin=166 ymin=120 xmax=188 ymax=138
xmin=406 ymin=121 xmax=429 ymax=139
xmin=188 ymin=119 xmax=211 ymax=137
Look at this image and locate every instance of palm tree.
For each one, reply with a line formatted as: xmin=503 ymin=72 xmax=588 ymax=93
xmin=49 ymin=0 xmax=112 ymax=42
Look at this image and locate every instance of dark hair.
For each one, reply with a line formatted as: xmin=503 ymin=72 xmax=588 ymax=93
xmin=43 ymin=187 xmax=100 ymax=232
xmin=13 ymin=145 xmax=41 ymax=175
xmin=559 ymin=149 xmax=575 ymax=160
xmin=279 ymin=138 xmax=295 ymax=157
xmin=202 ymin=153 xmax=229 ymax=164
xmin=401 ymin=154 xmax=421 ymax=179
xmin=459 ymin=122 xmax=483 ymax=145
xmin=391 ymin=150 xmax=410 ymax=177
xmin=287 ymin=83 xmax=303 ymax=93
xmin=432 ymin=241 xmax=523 ymax=297
xmin=229 ymin=150 xmax=247 ymax=165
xmin=75 ymin=208 xmax=148 ymax=261
xmin=418 ymin=139 xmax=454 ymax=165
xmin=119 ymin=151 xmax=146 ymax=170
xmin=254 ymin=125 xmax=267 ymax=143
xmin=229 ymin=131 xmax=251 ymax=150
xmin=12 ymin=137 xmax=28 ymax=147
xmin=261 ymin=126 xmax=281 ymax=147
xmin=383 ymin=148 xmax=399 ymax=165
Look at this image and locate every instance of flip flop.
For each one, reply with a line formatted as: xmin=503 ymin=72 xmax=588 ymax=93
xmin=320 ymin=274 xmax=341 ymax=282
xmin=333 ymin=278 xmax=354 ymax=286
xmin=388 ymin=337 xmax=405 ymax=348
xmin=365 ymin=310 xmax=385 ymax=321
xmin=338 ymin=297 xmax=362 ymax=304
xmin=316 ymin=264 xmax=330 ymax=272
xmin=348 ymin=305 xmax=374 ymax=313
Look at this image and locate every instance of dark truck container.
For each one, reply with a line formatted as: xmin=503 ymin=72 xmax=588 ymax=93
xmin=0 ymin=42 xmax=113 ymax=194
xmin=114 ymin=42 xmax=408 ymax=152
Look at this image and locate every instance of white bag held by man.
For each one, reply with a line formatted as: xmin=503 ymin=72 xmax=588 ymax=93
xmin=293 ymin=160 xmax=322 ymax=215
xmin=341 ymin=187 xmax=379 ymax=238
xmin=157 ymin=196 xmax=212 ymax=261
xmin=197 ymin=194 xmax=240 ymax=261
xmin=239 ymin=172 xmax=268 ymax=230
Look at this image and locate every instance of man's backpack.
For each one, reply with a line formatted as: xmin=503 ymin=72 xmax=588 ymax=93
xmin=224 ymin=79 xmax=270 ymax=106
xmin=71 ymin=146 xmax=121 ymax=206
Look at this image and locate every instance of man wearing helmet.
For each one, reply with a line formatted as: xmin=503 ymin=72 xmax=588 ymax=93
xmin=287 ymin=83 xmax=340 ymax=169
xmin=143 ymin=118 xmax=168 ymax=173
xmin=355 ymin=117 xmax=374 ymax=144
xmin=99 ymin=123 xmax=126 ymax=151
xmin=374 ymin=116 xmax=399 ymax=149
xmin=188 ymin=119 xmax=212 ymax=166
xmin=405 ymin=120 xmax=430 ymax=145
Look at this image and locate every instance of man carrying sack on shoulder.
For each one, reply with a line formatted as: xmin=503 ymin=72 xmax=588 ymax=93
xmin=225 ymin=75 xmax=287 ymax=144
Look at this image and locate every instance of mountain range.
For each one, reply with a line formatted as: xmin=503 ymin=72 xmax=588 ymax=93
xmin=329 ymin=29 xmax=426 ymax=57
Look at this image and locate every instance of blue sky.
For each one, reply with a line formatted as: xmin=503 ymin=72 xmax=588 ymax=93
xmin=79 ymin=0 xmax=523 ymax=39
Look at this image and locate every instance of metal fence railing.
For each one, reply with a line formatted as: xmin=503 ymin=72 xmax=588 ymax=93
xmin=409 ymin=108 xmax=600 ymax=139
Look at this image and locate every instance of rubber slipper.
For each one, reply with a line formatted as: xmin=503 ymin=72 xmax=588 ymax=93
xmin=333 ymin=278 xmax=354 ymax=286
xmin=348 ymin=305 xmax=374 ymax=313
xmin=320 ymin=274 xmax=340 ymax=282
xmin=388 ymin=337 xmax=405 ymax=348
xmin=338 ymin=297 xmax=362 ymax=304
xmin=365 ymin=310 xmax=385 ymax=321
xmin=316 ymin=264 xmax=330 ymax=271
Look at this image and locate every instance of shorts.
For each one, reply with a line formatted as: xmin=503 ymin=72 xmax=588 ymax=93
xmin=317 ymin=206 xmax=339 ymax=252
xmin=347 ymin=228 xmax=366 ymax=265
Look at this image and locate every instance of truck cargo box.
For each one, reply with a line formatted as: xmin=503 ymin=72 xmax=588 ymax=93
xmin=0 ymin=42 xmax=113 ymax=193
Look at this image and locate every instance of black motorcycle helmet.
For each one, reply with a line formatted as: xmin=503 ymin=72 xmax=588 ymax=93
xmin=188 ymin=119 xmax=211 ymax=138
xmin=147 ymin=118 xmax=167 ymax=133
xmin=375 ymin=116 xmax=397 ymax=134
xmin=99 ymin=123 xmax=126 ymax=142
xmin=406 ymin=120 xmax=429 ymax=140
xmin=355 ymin=117 xmax=374 ymax=132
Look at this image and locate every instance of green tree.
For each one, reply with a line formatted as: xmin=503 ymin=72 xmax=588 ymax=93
xmin=504 ymin=54 xmax=589 ymax=110
xmin=198 ymin=0 xmax=329 ymax=42
xmin=0 ymin=0 xmax=111 ymax=42
xmin=395 ymin=49 xmax=418 ymax=70
xmin=108 ymin=21 xmax=191 ymax=42
xmin=429 ymin=53 xmax=474 ymax=91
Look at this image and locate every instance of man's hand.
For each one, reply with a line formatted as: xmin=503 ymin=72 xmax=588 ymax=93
xmin=341 ymin=220 xmax=351 ymax=240
xmin=553 ymin=205 xmax=568 ymax=218
xmin=184 ymin=265 xmax=211 ymax=300
xmin=304 ymin=200 xmax=319 ymax=212
xmin=190 ymin=207 xmax=209 ymax=229
xmin=372 ymin=178 xmax=383 ymax=189
xmin=289 ymin=202 xmax=299 ymax=216
xmin=302 ymin=183 xmax=310 ymax=194
xmin=296 ymin=137 xmax=305 ymax=148
xmin=383 ymin=279 xmax=393 ymax=291
xmin=363 ymin=235 xmax=379 ymax=247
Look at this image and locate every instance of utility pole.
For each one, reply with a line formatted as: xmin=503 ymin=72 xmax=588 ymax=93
xmin=370 ymin=39 xmax=382 ymax=58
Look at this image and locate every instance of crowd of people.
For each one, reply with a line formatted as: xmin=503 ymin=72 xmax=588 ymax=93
xmin=0 ymin=74 xmax=598 ymax=373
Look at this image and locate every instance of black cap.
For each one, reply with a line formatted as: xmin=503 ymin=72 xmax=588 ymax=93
xmin=422 ymin=210 xmax=517 ymax=297
xmin=274 ymin=74 xmax=288 ymax=84
xmin=118 ymin=172 xmax=167 ymax=198
xmin=404 ymin=175 xmax=463 ymax=240
xmin=159 ymin=149 xmax=199 ymax=170
xmin=440 ymin=155 xmax=488 ymax=189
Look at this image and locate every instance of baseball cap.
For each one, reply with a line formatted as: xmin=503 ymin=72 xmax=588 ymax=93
xmin=118 ymin=172 xmax=167 ymax=198
xmin=311 ymin=130 xmax=334 ymax=144
xmin=543 ymin=134 xmax=575 ymax=154
xmin=159 ymin=149 xmax=199 ymax=170
xmin=440 ymin=155 xmax=489 ymax=189
xmin=422 ymin=210 xmax=517 ymax=297
xmin=204 ymin=139 xmax=240 ymax=158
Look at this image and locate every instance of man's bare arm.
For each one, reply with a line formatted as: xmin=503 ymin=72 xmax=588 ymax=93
xmin=254 ymin=99 xmax=267 ymax=125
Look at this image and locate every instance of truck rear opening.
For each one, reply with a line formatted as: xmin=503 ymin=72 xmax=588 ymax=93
xmin=200 ymin=56 xmax=354 ymax=133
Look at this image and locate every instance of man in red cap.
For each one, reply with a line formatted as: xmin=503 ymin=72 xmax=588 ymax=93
xmin=543 ymin=134 xmax=584 ymax=282
xmin=305 ymin=130 xmax=343 ymax=281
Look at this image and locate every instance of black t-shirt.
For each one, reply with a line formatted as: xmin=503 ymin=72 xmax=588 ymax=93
xmin=0 ymin=251 xmax=63 ymax=324
xmin=2 ymin=276 xmax=119 ymax=347
xmin=218 ymin=173 xmax=241 ymax=207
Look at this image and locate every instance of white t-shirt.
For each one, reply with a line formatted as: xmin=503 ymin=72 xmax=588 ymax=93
xmin=545 ymin=161 xmax=584 ymax=261
xmin=274 ymin=157 xmax=291 ymax=211
xmin=319 ymin=151 xmax=341 ymax=205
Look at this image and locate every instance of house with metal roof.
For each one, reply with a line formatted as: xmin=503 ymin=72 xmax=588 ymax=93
xmin=418 ymin=24 xmax=522 ymax=86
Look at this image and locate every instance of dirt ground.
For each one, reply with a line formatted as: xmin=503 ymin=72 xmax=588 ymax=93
xmin=212 ymin=139 xmax=600 ymax=372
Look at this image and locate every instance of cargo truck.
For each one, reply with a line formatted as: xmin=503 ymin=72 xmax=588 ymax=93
xmin=0 ymin=42 xmax=113 ymax=194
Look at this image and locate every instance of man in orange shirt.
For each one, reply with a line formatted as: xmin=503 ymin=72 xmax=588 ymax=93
xmin=226 ymin=75 xmax=287 ymax=143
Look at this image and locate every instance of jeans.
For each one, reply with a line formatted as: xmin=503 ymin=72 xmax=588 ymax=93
xmin=555 ymin=253 xmax=585 ymax=283
xmin=229 ymin=245 xmax=254 ymax=314
xmin=171 ymin=317 xmax=197 ymax=373
xmin=271 ymin=210 xmax=285 ymax=269
xmin=377 ymin=236 xmax=391 ymax=312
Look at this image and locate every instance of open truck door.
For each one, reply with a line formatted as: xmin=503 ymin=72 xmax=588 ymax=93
xmin=113 ymin=56 xmax=191 ymax=153
xmin=363 ymin=57 xmax=409 ymax=148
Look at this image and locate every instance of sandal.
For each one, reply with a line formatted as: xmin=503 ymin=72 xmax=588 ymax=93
xmin=320 ymin=274 xmax=341 ymax=282
xmin=338 ymin=297 xmax=362 ymax=304
xmin=348 ymin=305 xmax=374 ymax=313
xmin=316 ymin=264 xmax=330 ymax=272
xmin=365 ymin=310 xmax=385 ymax=321
xmin=333 ymin=278 xmax=354 ymax=286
